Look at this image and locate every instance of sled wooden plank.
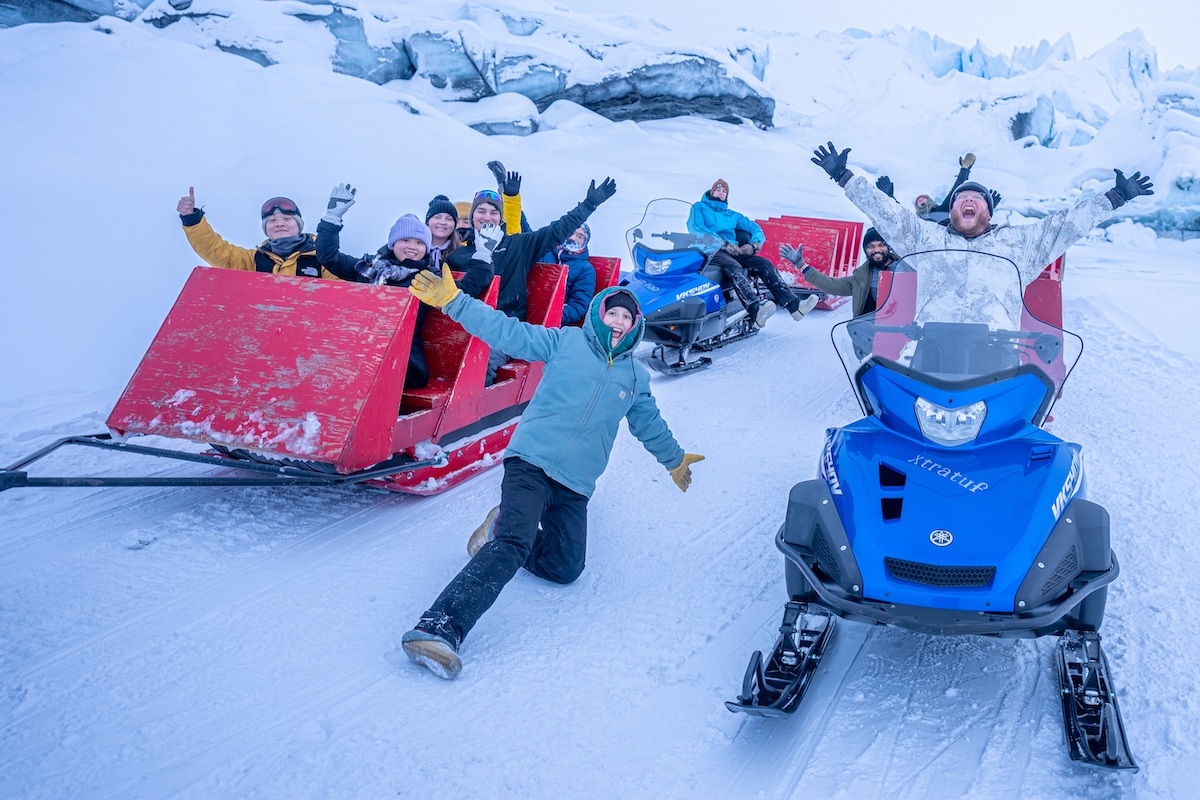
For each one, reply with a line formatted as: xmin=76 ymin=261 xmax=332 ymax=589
xmin=107 ymin=267 xmax=418 ymax=473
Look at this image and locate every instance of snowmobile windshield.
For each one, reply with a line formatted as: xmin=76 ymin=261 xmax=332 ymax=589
xmin=625 ymin=198 xmax=723 ymax=257
xmin=831 ymin=250 xmax=1082 ymax=413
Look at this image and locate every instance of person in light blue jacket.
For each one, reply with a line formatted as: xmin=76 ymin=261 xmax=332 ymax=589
xmin=399 ymin=264 xmax=705 ymax=679
xmin=687 ymin=179 xmax=817 ymax=325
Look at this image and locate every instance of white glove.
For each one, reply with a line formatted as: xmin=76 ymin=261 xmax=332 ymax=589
xmin=322 ymin=183 xmax=356 ymax=226
xmin=475 ymin=223 xmax=504 ymax=265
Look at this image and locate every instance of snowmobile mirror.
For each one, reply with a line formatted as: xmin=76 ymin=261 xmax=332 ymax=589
xmin=1032 ymin=333 xmax=1062 ymax=364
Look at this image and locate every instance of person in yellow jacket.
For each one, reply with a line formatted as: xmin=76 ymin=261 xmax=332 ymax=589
xmin=175 ymin=187 xmax=357 ymax=281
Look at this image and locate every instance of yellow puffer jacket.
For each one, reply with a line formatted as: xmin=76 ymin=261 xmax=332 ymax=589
xmin=182 ymin=216 xmax=345 ymax=280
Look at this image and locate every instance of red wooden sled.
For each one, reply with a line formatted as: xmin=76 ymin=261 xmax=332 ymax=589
xmin=2 ymin=257 xmax=620 ymax=495
xmin=757 ymin=216 xmax=863 ymax=311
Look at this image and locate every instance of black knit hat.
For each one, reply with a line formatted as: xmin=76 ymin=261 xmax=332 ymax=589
xmin=863 ymin=227 xmax=885 ymax=248
xmin=949 ymin=181 xmax=995 ymax=214
xmin=425 ymin=194 xmax=458 ymax=223
xmin=604 ymin=290 xmax=640 ymax=318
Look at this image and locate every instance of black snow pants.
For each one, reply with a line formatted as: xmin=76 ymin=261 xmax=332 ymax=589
xmin=710 ymin=250 xmax=800 ymax=313
xmin=415 ymin=457 xmax=589 ymax=650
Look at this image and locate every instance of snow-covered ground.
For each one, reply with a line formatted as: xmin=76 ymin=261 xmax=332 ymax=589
xmin=3 ymin=7 xmax=1200 ymax=799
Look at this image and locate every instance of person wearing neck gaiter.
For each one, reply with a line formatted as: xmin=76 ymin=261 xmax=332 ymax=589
xmin=175 ymin=187 xmax=357 ymax=281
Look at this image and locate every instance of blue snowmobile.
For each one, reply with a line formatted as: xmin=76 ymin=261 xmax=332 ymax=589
xmin=621 ymin=199 xmax=770 ymax=374
xmin=726 ymin=250 xmax=1136 ymax=771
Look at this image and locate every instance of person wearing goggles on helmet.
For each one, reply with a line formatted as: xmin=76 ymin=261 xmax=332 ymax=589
xmin=446 ymin=174 xmax=619 ymax=384
xmin=175 ymin=187 xmax=357 ymax=281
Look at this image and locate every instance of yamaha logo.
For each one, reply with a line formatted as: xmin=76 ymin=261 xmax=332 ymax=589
xmin=929 ymin=529 xmax=953 ymax=547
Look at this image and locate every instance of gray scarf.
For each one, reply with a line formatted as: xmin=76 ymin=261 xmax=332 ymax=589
xmin=264 ymin=234 xmax=309 ymax=258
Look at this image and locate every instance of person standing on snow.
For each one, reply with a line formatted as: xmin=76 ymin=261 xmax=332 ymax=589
xmin=175 ymin=188 xmax=357 ymax=281
xmin=810 ymin=141 xmax=1155 ymax=289
xmin=779 ymin=227 xmax=897 ymax=318
xmin=398 ymin=267 xmax=704 ymax=680
xmin=448 ymin=176 xmax=618 ymax=383
xmin=687 ymin=179 xmax=819 ymax=328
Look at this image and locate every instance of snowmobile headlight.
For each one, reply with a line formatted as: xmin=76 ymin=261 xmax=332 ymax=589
xmin=914 ymin=397 xmax=987 ymax=447
xmin=644 ymin=257 xmax=672 ymax=275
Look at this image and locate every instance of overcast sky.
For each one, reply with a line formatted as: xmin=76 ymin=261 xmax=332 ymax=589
xmin=569 ymin=0 xmax=1197 ymax=71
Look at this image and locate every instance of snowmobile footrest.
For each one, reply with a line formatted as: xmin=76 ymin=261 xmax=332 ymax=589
xmin=725 ymin=602 xmax=835 ymax=717
xmin=1057 ymin=630 xmax=1138 ymax=770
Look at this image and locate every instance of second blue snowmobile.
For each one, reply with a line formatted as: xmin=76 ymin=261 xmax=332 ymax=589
xmin=621 ymin=199 xmax=771 ymax=375
xmin=726 ymin=250 xmax=1136 ymax=771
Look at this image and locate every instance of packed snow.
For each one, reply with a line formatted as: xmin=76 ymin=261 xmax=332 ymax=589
xmin=2 ymin=4 xmax=1200 ymax=798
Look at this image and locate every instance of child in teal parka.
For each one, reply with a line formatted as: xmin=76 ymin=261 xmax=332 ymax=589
xmin=399 ymin=263 xmax=704 ymax=679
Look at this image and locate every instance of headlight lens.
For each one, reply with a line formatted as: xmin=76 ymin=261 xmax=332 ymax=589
xmin=914 ymin=397 xmax=987 ymax=447
xmin=644 ymin=257 xmax=671 ymax=275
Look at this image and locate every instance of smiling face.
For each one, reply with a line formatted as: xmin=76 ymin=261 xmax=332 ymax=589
xmin=864 ymin=240 xmax=891 ymax=265
xmin=391 ymin=237 xmax=428 ymax=262
xmin=264 ymin=211 xmax=301 ymax=239
xmin=427 ymin=212 xmax=456 ymax=244
xmin=472 ymin=202 xmax=502 ymax=231
xmin=568 ymin=227 xmax=588 ymax=247
xmin=949 ymin=190 xmax=991 ymax=238
xmin=602 ymin=305 xmax=634 ymax=346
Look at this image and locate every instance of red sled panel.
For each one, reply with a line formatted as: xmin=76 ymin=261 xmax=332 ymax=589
xmin=107 ymin=267 xmax=419 ymax=473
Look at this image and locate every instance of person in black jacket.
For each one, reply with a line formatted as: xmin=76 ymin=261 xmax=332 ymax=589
xmin=447 ymin=177 xmax=618 ymax=382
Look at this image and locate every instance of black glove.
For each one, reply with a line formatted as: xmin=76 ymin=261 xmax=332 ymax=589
xmin=502 ymin=171 xmax=521 ymax=197
xmin=990 ymin=189 xmax=1002 ymax=209
xmin=1105 ymin=169 xmax=1154 ymax=209
xmin=812 ymin=142 xmax=851 ymax=185
xmin=487 ymin=160 xmax=506 ymax=189
xmin=585 ymin=177 xmax=617 ymax=207
xmin=876 ymin=175 xmax=894 ymax=198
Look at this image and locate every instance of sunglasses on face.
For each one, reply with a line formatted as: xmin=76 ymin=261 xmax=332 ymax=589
xmin=261 ymin=197 xmax=301 ymax=218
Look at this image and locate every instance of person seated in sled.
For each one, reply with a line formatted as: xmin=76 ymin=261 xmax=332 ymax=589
xmin=175 ymin=188 xmax=357 ymax=281
xmin=314 ymin=184 xmax=492 ymax=390
xmin=396 ymin=272 xmax=705 ymax=680
xmin=446 ymin=175 xmax=619 ymax=383
xmin=811 ymin=141 xmax=1155 ymax=290
xmin=778 ymin=227 xmax=897 ymax=318
xmin=537 ymin=223 xmax=596 ymax=326
xmin=687 ymin=179 xmax=818 ymax=328
xmin=423 ymin=194 xmax=463 ymax=269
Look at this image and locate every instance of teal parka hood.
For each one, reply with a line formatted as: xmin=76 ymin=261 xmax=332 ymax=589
xmin=587 ymin=286 xmax=645 ymax=360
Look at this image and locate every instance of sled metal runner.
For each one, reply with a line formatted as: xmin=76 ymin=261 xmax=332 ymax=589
xmin=1058 ymin=630 xmax=1138 ymax=770
xmin=725 ymin=602 xmax=835 ymax=717
xmin=0 ymin=432 xmax=446 ymax=492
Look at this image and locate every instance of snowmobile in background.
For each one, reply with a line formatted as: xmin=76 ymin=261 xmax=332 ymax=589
xmin=726 ymin=250 xmax=1136 ymax=771
xmin=621 ymin=199 xmax=773 ymax=375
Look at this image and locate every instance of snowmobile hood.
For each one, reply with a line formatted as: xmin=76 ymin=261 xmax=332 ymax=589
xmin=587 ymin=286 xmax=645 ymax=360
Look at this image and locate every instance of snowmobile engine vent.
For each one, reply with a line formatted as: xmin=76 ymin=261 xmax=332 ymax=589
xmin=812 ymin=530 xmax=841 ymax=582
xmin=878 ymin=463 xmax=906 ymax=487
xmin=1041 ymin=545 xmax=1078 ymax=596
xmin=884 ymin=557 xmax=995 ymax=588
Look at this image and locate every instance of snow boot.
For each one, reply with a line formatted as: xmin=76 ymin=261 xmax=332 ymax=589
xmin=467 ymin=505 xmax=500 ymax=557
xmin=401 ymin=629 xmax=462 ymax=680
xmin=749 ymin=300 xmax=776 ymax=328
xmin=790 ymin=295 xmax=819 ymax=320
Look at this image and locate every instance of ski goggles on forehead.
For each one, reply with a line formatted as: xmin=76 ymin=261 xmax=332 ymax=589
xmin=260 ymin=197 xmax=301 ymax=218
xmin=474 ymin=190 xmax=501 ymax=204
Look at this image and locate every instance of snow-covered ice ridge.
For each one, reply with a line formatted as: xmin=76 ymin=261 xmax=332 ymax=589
xmin=4 ymin=0 xmax=1200 ymax=232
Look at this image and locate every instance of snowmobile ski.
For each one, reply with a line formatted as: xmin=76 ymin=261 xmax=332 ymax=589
xmin=725 ymin=601 xmax=835 ymax=717
xmin=1057 ymin=630 xmax=1138 ymax=770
